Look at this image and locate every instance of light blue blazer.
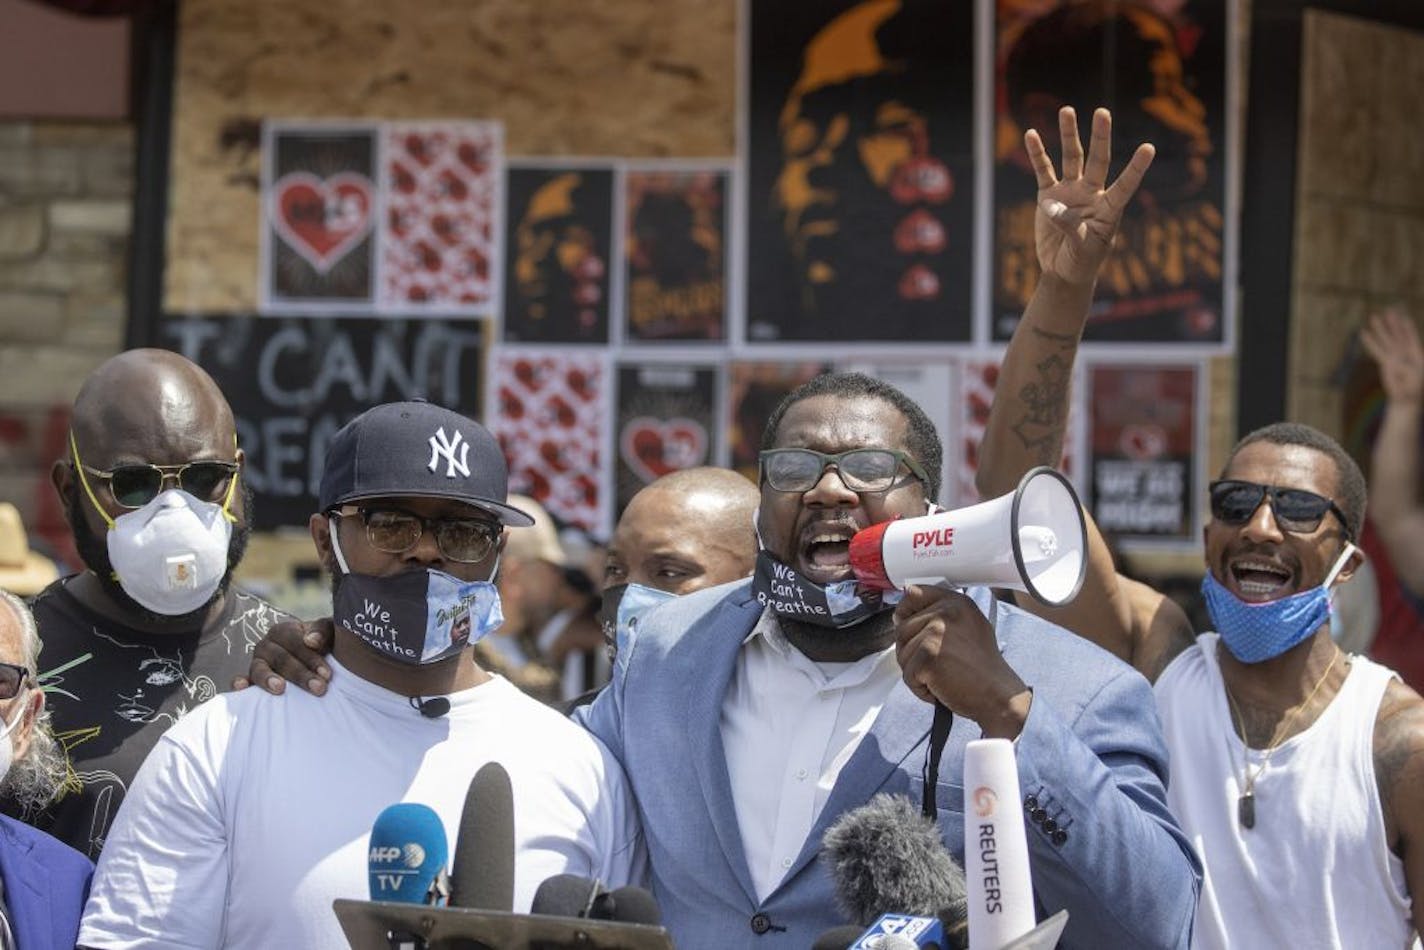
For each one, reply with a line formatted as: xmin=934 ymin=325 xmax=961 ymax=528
xmin=577 ymin=581 xmax=1201 ymax=949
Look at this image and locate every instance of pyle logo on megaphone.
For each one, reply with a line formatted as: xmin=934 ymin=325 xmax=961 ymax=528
xmin=911 ymin=527 xmax=954 ymax=556
xmin=848 ymin=467 xmax=1087 ymax=607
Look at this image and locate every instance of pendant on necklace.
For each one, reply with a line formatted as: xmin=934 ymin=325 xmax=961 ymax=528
xmin=1238 ymin=790 xmax=1255 ymax=830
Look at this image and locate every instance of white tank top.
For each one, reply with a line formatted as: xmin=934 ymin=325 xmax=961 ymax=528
xmin=1155 ymin=633 xmax=1414 ymax=949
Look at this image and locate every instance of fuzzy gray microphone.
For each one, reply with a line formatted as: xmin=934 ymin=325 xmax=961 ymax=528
xmin=821 ymin=793 xmax=969 ymax=947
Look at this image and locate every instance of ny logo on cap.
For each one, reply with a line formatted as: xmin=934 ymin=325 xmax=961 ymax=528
xmin=428 ymin=427 xmax=471 ymax=479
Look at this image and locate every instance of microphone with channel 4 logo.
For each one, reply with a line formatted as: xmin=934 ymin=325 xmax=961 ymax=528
xmin=368 ymin=802 xmax=451 ymax=907
xmin=816 ymin=794 xmax=968 ymax=950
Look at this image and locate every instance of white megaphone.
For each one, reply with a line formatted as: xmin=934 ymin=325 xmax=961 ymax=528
xmin=848 ymin=466 xmax=1086 ymax=606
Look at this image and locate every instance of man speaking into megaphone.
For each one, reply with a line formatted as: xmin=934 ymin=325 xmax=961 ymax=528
xmin=574 ymin=358 xmax=1200 ymax=948
xmin=585 ymin=106 xmax=1199 ymax=950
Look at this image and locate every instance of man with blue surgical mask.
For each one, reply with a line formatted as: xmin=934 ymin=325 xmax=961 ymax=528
xmin=9 ymin=349 xmax=293 ymax=861
xmin=79 ymin=401 xmax=645 ymax=950
xmin=598 ymin=466 xmax=760 ymax=661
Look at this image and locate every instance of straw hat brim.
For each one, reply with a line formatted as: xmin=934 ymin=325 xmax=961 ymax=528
xmin=0 ymin=552 xmax=59 ymax=597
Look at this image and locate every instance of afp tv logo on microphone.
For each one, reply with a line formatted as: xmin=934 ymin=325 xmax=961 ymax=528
xmin=370 ymin=841 xmax=426 ymax=893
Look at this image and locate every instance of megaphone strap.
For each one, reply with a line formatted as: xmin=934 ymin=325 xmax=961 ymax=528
xmin=921 ymin=702 xmax=954 ymax=821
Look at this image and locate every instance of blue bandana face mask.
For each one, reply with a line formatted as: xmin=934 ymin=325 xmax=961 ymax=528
xmin=597 ymin=583 xmax=677 ymax=659
xmin=329 ymin=518 xmax=504 ymax=664
xmin=1202 ymin=542 xmax=1357 ymax=664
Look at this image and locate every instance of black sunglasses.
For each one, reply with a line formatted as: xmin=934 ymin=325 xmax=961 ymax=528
xmin=759 ymin=448 xmax=928 ymax=494
xmin=334 ymin=506 xmax=501 ymax=564
xmin=78 ymin=459 xmax=240 ymax=510
xmin=1208 ymin=480 xmax=1352 ymax=538
xmin=0 ymin=662 xmax=33 ymax=702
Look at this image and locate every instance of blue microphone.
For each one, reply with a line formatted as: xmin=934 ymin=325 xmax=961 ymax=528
xmin=848 ymin=914 xmax=946 ymax=949
xmin=368 ymin=802 xmax=451 ymax=906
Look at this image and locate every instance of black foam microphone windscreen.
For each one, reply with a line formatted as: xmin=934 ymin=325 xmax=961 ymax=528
xmin=531 ymin=873 xmax=602 ymax=918
xmin=821 ymin=793 xmax=968 ymax=927
xmin=598 ymin=886 xmax=662 ymax=925
xmin=448 ymin=761 xmax=516 ymax=911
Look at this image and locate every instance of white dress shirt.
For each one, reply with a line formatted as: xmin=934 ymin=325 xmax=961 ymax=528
xmin=720 ymin=608 xmax=902 ymax=900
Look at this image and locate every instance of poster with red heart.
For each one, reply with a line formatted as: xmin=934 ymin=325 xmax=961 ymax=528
xmin=261 ymin=124 xmax=378 ymax=310
xmin=1085 ymin=363 xmax=1200 ymax=542
xmin=614 ymin=364 xmax=717 ymax=514
xmin=490 ymin=350 xmax=609 ymax=533
xmin=379 ymin=121 xmax=502 ymax=313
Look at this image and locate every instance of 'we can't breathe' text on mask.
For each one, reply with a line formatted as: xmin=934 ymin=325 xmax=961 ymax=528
xmin=329 ymin=519 xmax=504 ymax=665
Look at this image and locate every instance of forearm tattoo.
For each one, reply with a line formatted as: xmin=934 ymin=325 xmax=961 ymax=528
xmin=1008 ymin=329 xmax=1076 ymax=464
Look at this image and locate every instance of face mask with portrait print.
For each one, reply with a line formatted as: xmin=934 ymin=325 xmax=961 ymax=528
xmin=748 ymin=505 xmax=910 ymax=629
xmin=328 ymin=518 xmax=504 ymax=665
xmin=597 ymin=582 xmax=677 ymax=659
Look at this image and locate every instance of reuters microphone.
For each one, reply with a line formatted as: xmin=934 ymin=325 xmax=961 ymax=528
xmin=849 ymin=467 xmax=1085 ymax=607
xmin=368 ymin=803 xmax=451 ymax=907
xmin=963 ymin=739 xmax=1034 ymax=949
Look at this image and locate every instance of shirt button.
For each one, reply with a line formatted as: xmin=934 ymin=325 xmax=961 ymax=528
xmin=750 ymin=912 xmax=772 ymax=934
xmin=781 ymin=857 xmax=793 ymax=869
xmin=796 ymin=768 xmax=808 ymax=780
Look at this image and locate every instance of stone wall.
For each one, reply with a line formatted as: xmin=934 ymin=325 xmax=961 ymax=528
xmin=0 ymin=120 xmax=133 ymax=561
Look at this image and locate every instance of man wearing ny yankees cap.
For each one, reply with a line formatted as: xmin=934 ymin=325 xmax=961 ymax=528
xmin=79 ymin=401 xmax=646 ymax=950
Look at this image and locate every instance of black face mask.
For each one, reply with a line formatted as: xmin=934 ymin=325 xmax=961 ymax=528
xmin=749 ymin=550 xmax=895 ymax=629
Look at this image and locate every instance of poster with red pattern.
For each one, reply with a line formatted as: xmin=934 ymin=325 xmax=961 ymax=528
xmin=490 ymin=350 xmax=609 ymax=532
xmin=956 ymin=357 xmax=1081 ymax=509
xmin=379 ymin=122 xmax=502 ymax=313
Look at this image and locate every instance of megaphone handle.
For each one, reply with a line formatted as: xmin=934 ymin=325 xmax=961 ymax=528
xmin=921 ymin=702 xmax=954 ymax=821
xmin=919 ymin=590 xmax=1003 ymax=821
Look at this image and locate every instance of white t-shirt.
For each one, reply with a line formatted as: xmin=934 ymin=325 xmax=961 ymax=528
xmin=78 ymin=659 xmax=647 ymax=950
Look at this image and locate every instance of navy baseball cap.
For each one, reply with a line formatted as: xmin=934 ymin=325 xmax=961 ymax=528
xmin=318 ymin=401 xmax=535 ymax=527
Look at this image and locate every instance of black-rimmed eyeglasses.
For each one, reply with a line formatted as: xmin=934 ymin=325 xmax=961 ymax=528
xmin=759 ymin=448 xmax=928 ymax=494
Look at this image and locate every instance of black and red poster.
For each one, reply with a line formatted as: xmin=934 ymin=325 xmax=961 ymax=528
xmin=502 ymin=164 xmax=614 ymax=344
xmin=614 ymin=364 xmax=718 ymax=514
xmin=745 ymin=0 xmax=975 ymax=343
xmin=993 ymin=0 xmax=1228 ymax=344
xmin=1087 ymin=364 xmax=1199 ymax=541
xmin=623 ymin=168 xmax=729 ymax=342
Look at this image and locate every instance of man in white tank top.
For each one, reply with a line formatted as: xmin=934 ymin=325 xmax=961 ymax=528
xmin=979 ymin=264 xmax=1424 ymax=944
xmin=1149 ymin=425 xmax=1424 ymax=948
